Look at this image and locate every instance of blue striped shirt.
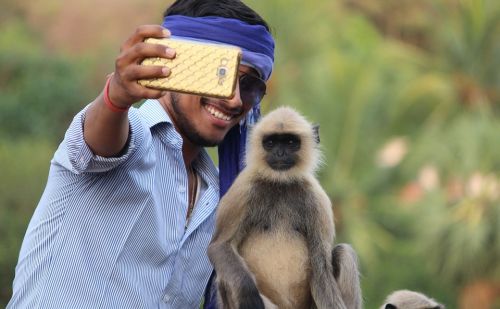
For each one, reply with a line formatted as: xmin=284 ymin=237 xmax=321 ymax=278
xmin=8 ymin=99 xmax=220 ymax=308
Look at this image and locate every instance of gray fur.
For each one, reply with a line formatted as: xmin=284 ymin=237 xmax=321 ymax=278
xmin=207 ymin=107 xmax=362 ymax=309
xmin=381 ymin=290 xmax=445 ymax=309
xmin=333 ymin=244 xmax=363 ymax=309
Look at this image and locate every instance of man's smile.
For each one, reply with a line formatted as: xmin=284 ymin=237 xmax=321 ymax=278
xmin=203 ymin=104 xmax=233 ymax=121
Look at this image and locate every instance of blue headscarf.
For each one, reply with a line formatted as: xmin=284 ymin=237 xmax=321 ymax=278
xmin=162 ymin=15 xmax=274 ymax=198
xmin=163 ymin=15 xmax=274 ymax=80
xmin=162 ymin=15 xmax=275 ymax=309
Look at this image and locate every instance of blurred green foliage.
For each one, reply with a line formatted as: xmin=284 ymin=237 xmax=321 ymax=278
xmin=0 ymin=140 xmax=54 ymax=303
xmin=0 ymin=19 xmax=92 ymax=142
xmin=1 ymin=0 xmax=499 ymax=308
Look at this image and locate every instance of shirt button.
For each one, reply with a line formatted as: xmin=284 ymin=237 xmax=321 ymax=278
xmin=178 ymin=186 xmax=185 ymax=193
xmin=163 ymin=294 xmax=171 ymax=303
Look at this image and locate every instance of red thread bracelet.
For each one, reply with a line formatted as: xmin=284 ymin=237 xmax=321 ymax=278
xmin=104 ymin=74 xmax=129 ymax=113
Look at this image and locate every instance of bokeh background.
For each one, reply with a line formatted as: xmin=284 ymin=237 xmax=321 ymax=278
xmin=1 ymin=0 xmax=499 ymax=308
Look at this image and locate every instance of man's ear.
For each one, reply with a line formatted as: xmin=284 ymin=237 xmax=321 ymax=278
xmin=312 ymin=124 xmax=320 ymax=144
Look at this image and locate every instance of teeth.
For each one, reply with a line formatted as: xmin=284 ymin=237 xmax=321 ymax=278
xmin=206 ymin=105 xmax=232 ymax=121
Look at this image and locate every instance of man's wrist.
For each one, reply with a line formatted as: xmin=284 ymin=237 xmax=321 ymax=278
xmin=104 ymin=73 xmax=130 ymax=113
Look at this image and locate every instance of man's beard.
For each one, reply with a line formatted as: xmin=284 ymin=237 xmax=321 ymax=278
xmin=170 ymin=93 xmax=221 ymax=147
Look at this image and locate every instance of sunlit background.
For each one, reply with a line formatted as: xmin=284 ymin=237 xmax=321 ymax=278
xmin=1 ymin=0 xmax=499 ymax=308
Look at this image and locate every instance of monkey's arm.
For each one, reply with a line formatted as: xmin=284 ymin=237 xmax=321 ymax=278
xmin=207 ymin=176 xmax=266 ymax=309
xmin=306 ymin=180 xmax=347 ymax=309
xmin=307 ymin=224 xmax=347 ymax=309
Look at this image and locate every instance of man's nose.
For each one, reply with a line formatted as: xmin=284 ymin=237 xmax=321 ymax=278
xmin=224 ymin=81 xmax=244 ymax=109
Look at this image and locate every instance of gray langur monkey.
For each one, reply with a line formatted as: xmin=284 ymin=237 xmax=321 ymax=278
xmin=207 ymin=107 xmax=362 ymax=309
xmin=381 ymin=290 xmax=445 ymax=309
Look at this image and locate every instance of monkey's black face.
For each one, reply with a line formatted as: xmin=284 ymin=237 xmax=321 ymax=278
xmin=262 ymin=133 xmax=301 ymax=171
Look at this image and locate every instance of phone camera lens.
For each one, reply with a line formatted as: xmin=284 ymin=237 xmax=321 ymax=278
xmin=218 ymin=67 xmax=227 ymax=77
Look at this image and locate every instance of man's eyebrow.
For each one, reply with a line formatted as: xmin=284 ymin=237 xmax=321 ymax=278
xmin=238 ymin=69 xmax=261 ymax=79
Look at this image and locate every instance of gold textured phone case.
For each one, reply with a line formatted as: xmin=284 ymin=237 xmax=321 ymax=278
xmin=138 ymin=38 xmax=242 ymax=99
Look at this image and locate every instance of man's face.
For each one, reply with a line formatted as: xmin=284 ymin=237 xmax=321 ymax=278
xmin=162 ymin=65 xmax=258 ymax=147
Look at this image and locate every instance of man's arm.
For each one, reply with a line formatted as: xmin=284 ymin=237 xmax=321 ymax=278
xmin=83 ymin=25 xmax=175 ymax=157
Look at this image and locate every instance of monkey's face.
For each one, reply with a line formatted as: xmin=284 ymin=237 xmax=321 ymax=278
xmin=246 ymin=106 xmax=321 ymax=182
xmin=262 ymin=133 xmax=301 ymax=170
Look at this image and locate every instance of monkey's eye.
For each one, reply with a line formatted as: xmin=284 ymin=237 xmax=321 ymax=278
xmin=285 ymin=135 xmax=301 ymax=151
xmin=262 ymin=137 xmax=275 ymax=150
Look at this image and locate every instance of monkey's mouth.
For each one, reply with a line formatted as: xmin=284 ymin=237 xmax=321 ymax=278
xmin=267 ymin=160 xmax=295 ymax=171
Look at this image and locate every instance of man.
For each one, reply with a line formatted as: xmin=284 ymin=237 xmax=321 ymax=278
xmin=8 ymin=0 xmax=274 ymax=308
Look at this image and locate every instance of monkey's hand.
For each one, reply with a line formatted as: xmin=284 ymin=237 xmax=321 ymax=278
xmin=237 ymin=278 xmax=266 ymax=309
xmin=209 ymin=242 xmax=266 ymax=309
xmin=216 ymin=275 xmax=266 ymax=309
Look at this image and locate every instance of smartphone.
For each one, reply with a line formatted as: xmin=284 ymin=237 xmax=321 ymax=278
xmin=138 ymin=38 xmax=242 ymax=99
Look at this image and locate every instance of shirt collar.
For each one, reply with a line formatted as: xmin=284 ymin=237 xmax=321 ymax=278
xmin=138 ymin=99 xmax=220 ymax=191
xmin=195 ymin=149 xmax=220 ymax=191
xmin=138 ymin=99 xmax=173 ymax=129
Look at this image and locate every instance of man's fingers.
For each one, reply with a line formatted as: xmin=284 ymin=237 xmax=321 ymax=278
xmin=121 ymin=25 xmax=170 ymax=51
xmin=124 ymin=64 xmax=171 ymax=82
xmin=113 ymin=65 xmax=170 ymax=101
xmin=117 ymin=41 xmax=176 ymax=69
xmin=108 ymin=71 xmax=167 ymax=105
xmin=126 ymin=81 xmax=167 ymax=100
xmin=108 ymin=25 xmax=174 ymax=106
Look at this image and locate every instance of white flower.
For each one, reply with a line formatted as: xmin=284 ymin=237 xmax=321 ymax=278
xmin=376 ymin=137 xmax=408 ymax=168
xmin=418 ymin=165 xmax=440 ymax=191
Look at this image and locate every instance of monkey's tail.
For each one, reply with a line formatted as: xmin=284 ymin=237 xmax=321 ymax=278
xmin=333 ymin=243 xmax=363 ymax=309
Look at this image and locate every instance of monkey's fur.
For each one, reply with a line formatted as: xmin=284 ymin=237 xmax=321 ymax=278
xmin=381 ymin=290 xmax=445 ymax=309
xmin=207 ymin=107 xmax=362 ymax=309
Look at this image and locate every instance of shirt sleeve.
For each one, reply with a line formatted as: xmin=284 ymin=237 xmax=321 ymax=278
xmin=52 ymin=105 xmax=148 ymax=174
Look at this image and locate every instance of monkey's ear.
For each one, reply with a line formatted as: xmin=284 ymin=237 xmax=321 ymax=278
xmin=385 ymin=304 xmax=397 ymax=309
xmin=312 ymin=124 xmax=320 ymax=144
